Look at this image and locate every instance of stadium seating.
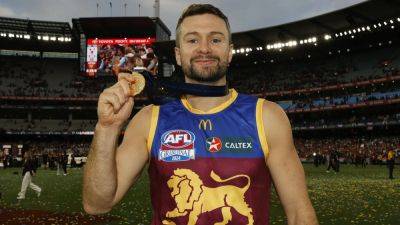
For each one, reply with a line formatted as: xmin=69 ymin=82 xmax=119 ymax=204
xmin=0 ymin=56 xmax=114 ymax=97
xmin=230 ymin=44 xmax=399 ymax=93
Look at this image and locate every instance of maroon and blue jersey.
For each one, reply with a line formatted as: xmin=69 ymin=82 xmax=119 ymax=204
xmin=147 ymin=89 xmax=271 ymax=225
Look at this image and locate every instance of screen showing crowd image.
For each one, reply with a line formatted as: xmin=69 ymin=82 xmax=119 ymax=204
xmin=85 ymin=38 xmax=158 ymax=77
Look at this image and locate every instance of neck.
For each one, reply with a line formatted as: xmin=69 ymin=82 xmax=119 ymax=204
xmin=181 ymin=75 xmax=231 ymax=112
xmin=184 ymin=76 xmax=227 ymax=86
xmin=183 ymin=91 xmax=232 ymax=112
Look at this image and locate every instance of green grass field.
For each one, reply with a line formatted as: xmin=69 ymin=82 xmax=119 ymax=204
xmin=0 ymin=164 xmax=399 ymax=225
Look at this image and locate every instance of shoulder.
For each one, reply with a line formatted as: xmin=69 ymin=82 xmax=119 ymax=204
xmin=137 ymin=104 xmax=155 ymax=117
xmin=260 ymin=99 xmax=293 ymax=149
xmin=132 ymin=104 xmax=158 ymax=122
xmin=261 ymin=100 xmax=290 ymax=127
xmin=124 ymin=104 xmax=157 ymax=137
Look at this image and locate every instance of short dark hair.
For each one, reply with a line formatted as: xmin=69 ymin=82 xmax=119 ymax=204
xmin=175 ymin=4 xmax=231 ymax=47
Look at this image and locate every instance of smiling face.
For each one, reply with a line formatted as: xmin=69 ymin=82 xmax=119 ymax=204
xmin=175 ymin=13 xmax=233 ymax=84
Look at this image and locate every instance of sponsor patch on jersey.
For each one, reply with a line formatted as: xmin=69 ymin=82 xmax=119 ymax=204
xmin=206 ymin=137 xmax=253 ymax=153
xmin=159 ymin=130 xmax=196 ymax=162
xmin=206 ymin=137 xmax=222 ymax=152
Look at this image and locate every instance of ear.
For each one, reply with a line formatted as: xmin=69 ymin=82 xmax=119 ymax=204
xmin=228 ymin=43 xmax=233 ymax=64
xmin=175 ymin=47 xmax=182 ymax=66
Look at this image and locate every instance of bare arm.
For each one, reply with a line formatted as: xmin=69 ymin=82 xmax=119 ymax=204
xmin=83 ymin=123 xmax=120 ymax=214
xmin=263 ymin=101 xmax=318 ymax=225
xmin=82 ymin=73 xmax=152 ymax=215
xmin=83 ymin=105 xmax=152 ymax=214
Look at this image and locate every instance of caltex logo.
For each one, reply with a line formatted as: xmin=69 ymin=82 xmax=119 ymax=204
xmin=206 ymin=137 xmax=222 ymax=152
xmin=205 ymin=137 xmax=254 ymax=154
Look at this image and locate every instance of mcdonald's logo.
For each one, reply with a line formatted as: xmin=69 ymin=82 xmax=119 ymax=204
xmin=199 ymin=119 xmax=213 ymax=131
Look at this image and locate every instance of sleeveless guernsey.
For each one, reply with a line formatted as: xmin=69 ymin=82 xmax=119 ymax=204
xmin=147 ymin=89 xmax=271 ymax=225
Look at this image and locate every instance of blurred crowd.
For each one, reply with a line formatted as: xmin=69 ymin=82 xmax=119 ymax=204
xmin=0 ymin=119 xmax=97 ymax=132
xmin=295 ymin=136 xmax=400 ymax=164
xmin=230 ymin=64 xmax=398 ymax=94
xmin=230 ymin=46 xmax=399 ymax=94
xmin=292 ymin=113 xmax=400 ymax=128
xmin=282 ymin=90 xmax=400 ymax=110
xmin=0 ymin=47 xmax=158 ymax=98
xmin=1 ymin=135 xmax=398 ymax=169
xmin=1 ymin=45 xmax=399 ymax=99
xmin=1 ymin=113 xmax=399 ymax=134
xmin=0 ymin=141 xmax=90 ymax=169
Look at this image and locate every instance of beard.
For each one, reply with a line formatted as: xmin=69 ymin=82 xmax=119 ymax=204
xmin=182 ymin=55 xmax=228 ymax=83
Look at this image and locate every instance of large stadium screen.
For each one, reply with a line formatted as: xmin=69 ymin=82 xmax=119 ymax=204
xmin=85 ymin=38 xmax=157 ymax=77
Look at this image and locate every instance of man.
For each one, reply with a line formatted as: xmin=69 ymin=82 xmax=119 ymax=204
xmin=333 ymin=149 xmax=340 ymax=173
xmin=61 ymin=151 xmax=68 ymax=176
xmin=42 ymin=150 xmax=49 ymax=170
xmin=17 ymin=151 xmax=41 ymax=201
xmin=387 ymin=149 xmax=395 ymax=179
xmin=83 ymin=4 xmax=318 ymax=225
xmin=117 ymin=47 xmax=134 ymax=69
xmin=326 ymin=149 xmax=335 ymax=173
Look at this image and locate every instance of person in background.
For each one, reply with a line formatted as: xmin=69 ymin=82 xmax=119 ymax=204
xmin=17 ymin=151 xmax=41 ymax=201
xmin=61 ymin=151 xmax=68 ymax=176
xmin=56 ymin=152 xmax=62 ymax=175
xmin=387 ymin=149 xmax=395 ymax=179
xmin=42 ymin=150 xmax=49 ymax=169
xmin=326 ymin=149 xmax=334 ymax=173
xmin=146 ymin=52 xmax=158 ymax=75
xmin=117 ymin=47 xmax=134 ymax=68
xmin=70 ymin=153 xmax=77 ymax=168
xmin=333 ymin=149 xmax=340 ymax=172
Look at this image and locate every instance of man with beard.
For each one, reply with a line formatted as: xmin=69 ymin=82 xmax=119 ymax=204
xmin=83 ymin=4 xmax=318 ymax=225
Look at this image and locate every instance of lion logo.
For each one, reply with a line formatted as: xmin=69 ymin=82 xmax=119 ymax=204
xmin=162 ymin=169 xmax=254 ymax=225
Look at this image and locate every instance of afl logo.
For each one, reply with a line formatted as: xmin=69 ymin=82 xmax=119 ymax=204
xmin=159 ymin=130 xmax=196 ymax=162
xmin=161 ymin=130 xmax=195 ymax=149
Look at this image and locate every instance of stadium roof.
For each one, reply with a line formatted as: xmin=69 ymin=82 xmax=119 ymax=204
xmin=232 ymin=0 xmax=400 ymax=47
xmin=72 ymin=17 xmax=170 ymax=40
xmin=0 ymin=17 xmax=75 ymax=52
xmin=155 ymin=0 xmax=400 ymax=61
xmin=0 ymin=0 xmax=397 ymax=55
xmin=0 ymin=17 xmax=72 ymax=37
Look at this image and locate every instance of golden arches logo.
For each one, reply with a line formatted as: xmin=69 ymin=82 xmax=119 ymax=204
xmin=162 ymin=169 xmax=254 ymax=225
xmin=198 ymin=119 xmax=213 ymax=131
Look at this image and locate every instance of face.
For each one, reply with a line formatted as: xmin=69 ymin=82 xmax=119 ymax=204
xmin=135 ymin=57 xmax=144 ymax=67
xmin=175 ymin=14 xmax=233 ymax=83
xmin=127 ymin=56 xmax=135 ymax=64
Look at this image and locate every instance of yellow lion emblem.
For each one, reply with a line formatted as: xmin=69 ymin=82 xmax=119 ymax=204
xmin=162 ymin=168 xmax=254 ymax=225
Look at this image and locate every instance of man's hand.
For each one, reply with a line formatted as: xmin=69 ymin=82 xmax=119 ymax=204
xmin=97 ymin=75 xmax=135 ymax=129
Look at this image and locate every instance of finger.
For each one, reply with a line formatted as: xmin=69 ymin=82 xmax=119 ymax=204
xmin=118 ymin=79 xmax=131 ymax=98
xmin=109 ymin=93 xmax=123 ymax=114
xmin=107 ymin=82 xmax=128 ymax=97
xmin=118 ymin=72 xmax=135 ymax=83
xmin=118 ymin=97 xmax=134 ymax=116
xmin=116 ymin=74 xmax=139 ymax=96
xmin=100 ymin=92 xmax=122 ymax=113
xmin=113 ymin=86 xmax=127 ymax=105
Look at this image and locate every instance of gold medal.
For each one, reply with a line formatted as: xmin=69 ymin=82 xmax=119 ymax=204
xmin=129 ymin=72 xmax=145 ymax=96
